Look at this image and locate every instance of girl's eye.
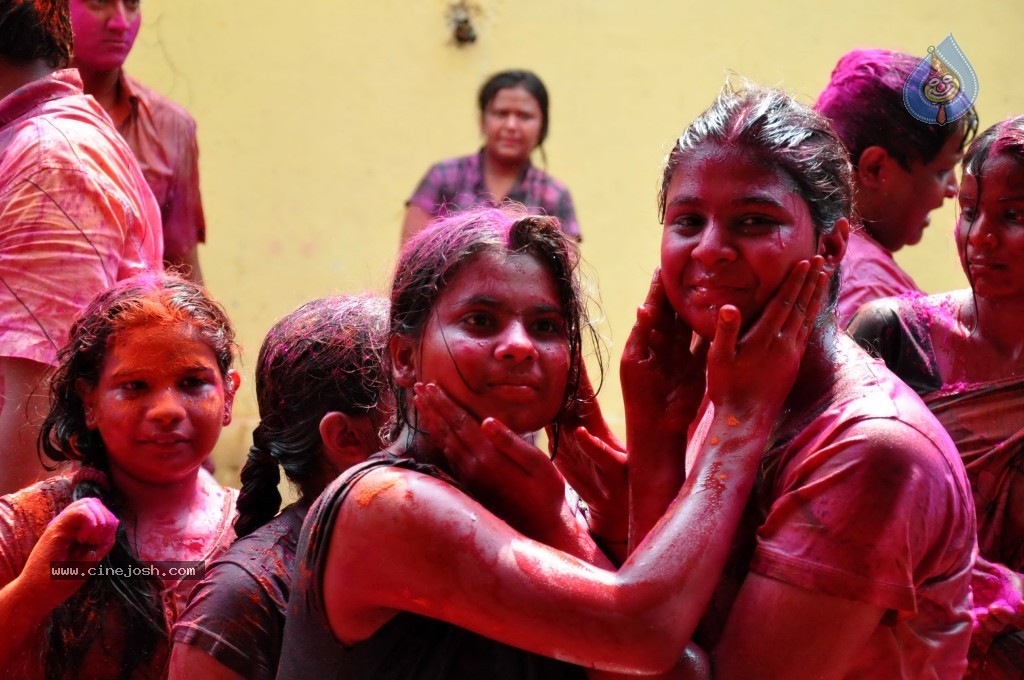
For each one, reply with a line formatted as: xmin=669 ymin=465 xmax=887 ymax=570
xmin=959 ymin=205 xmax=977 ymax=222
xmin=463 ymin=313 xmax=493 ymax=328
xmin=120 ymin=380 xmax=145 ymax=392
xmin=182 ymin=376 xmax=210 ymax=389
xmin=532 ymin=318 xmax=564 ymax=335
xmin=736 ymin=216 xmax=779 ymax=233
xmin=668 ymin=215 xmax=703 ymax=232
xmin=1005 ymin=209 xmax=1024 ymax=224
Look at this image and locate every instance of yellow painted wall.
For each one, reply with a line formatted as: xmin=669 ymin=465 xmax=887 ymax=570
xmin=125 ymin=1 xmax=1024 ymax=486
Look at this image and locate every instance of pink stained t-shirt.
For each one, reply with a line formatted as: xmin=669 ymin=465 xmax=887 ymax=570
xmin=118 ymin=72 xmax=206 ymax=262
xmin=0 ymin=474 xmax=237 ymax=679
xmin=692 ymin=335 xmax=977 ymax=679
xmin=0 ymin=69 xmax=162 ymax=370
xmin=838 ymin=228 xmax=922 ymax=327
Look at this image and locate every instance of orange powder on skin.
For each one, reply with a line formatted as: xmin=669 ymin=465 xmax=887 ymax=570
xmin=355 ymin=476 xmax=400 ymax=507
xmin=727 ymin=415 xmax=740 ymax=427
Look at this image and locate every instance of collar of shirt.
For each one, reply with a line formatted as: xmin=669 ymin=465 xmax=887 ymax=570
xmin=0 ymin=69 xmax=83 ymax=129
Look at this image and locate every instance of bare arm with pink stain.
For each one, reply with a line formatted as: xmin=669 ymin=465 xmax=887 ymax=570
xmin=319 ymin=260 xmax=826 ymax=675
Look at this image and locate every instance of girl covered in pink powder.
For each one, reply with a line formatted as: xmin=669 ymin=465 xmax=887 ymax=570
xmin=629 ymin=83 xmax=976 ymax=678
xmin=169 ymin=295 xmax=391 ymax=680
xmin=0 ymin=273 xmax=240 ymax=678
xmin=850 ymin=115 xmax=1024 ymax=678
xmin=276 ymin=205 xmax=826 ymax=678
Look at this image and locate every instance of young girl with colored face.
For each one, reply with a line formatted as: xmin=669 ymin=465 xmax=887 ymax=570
xmin=849 ymin=115 xmax=1024 ymax=678
xmin=277 ymin=205 xmax=827 ymax=678
xmin=628 ymin=84 xmax=976 ymax=679
xmin=0 ymin=273 xmax=240 ymax=678
xmin=169 ymin=295 xmax=391 ymax=680
xmin=401 ymin=70 xmax=580 ymax=245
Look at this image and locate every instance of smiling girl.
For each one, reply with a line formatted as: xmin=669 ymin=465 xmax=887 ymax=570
xmin=277 ymin=205 xmax=826 ymax=678
xmin=0 ymin=273 xmax=240 ymax=678
xmin=627 ymin=83 xmax=976 ymax=679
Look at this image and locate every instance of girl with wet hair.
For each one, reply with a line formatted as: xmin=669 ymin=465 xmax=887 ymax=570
xmin=400 ymin=69 xmax=581 ymax=244
xmin=169 ymin=294 xmax=391 ymax=680
xmin=631 ymin=82 xmax=976 ymax=678
xmin=276 ymin=204 xmax=824 ymax=678
xmin=0 ymin=272 xmax=240 ymax=679
xmin=850 ymin=115 xmax=1024 ymax=678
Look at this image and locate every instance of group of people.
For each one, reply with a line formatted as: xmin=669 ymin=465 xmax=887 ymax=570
xmin=1 ymin=2 xmax=1023 ymax=680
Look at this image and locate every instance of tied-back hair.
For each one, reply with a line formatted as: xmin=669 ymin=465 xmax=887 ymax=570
xmin=389 ymin=204 xmax=601 ymax=449
xmin=234 ymin=295 xmax=391 ymax=538
xmin=37 ymin=273 xmax=237 ymax=680
xmin=0 ymin=0 xmax=73 ymax=68
xmin=816 ymin=48 xmax=978 ymax=169
xmin=659 ymin=81 xmax=855 ymax=308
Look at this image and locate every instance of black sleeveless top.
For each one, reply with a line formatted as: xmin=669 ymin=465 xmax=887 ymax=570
xmin=276 ymin=454 xmax=587 ymax=680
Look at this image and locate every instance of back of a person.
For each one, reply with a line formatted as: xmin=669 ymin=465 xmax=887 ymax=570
xmin=0 ymin=69 xmax=162 ymax=277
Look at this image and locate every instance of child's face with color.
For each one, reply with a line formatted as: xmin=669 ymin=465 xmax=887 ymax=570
xmin=956 ymin=152 xmax=1024 ymax=300
xmin=70 ymin=0 xmax=142 ymax=72
xmin=80 ymin=320 xmax=237 ymax=486
xmin=660 ymin=144 xmax=820 ymax=339
xmin=406 ymin=251 xmax=570 ymax=435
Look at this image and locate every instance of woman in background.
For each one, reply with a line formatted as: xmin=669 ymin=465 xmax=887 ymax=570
xmin=401 ymin=69 xmax=580 ymax=244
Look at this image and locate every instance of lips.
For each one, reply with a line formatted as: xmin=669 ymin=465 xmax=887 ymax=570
xmin=141 ymin=435 xmax=190 ymax=445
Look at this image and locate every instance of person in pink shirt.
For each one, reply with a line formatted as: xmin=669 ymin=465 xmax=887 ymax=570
xmin=816 ymin=49 xmax=977 ymax=325
xmin=70 ymin=0 xmax=207 ymax=282
xmin=0 ymin=0 xmax=162 ymax=495
xmin=629 ymin=83 xmax=976 ymax=678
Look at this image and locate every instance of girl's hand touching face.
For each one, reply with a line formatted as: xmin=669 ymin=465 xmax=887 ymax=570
xmin=413 ymin=382 xmax=566 ymax=539
xmin=705 ymin=256 xmax=827 ymax=420
xmin=17 ymin=498 xmax=118 ymax=611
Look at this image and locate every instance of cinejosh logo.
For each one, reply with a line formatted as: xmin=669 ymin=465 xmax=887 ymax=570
xmin=50 ymin=560 xmax=205 ymax=580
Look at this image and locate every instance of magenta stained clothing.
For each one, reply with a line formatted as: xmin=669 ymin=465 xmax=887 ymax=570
xmin=406 ymin=151 xmax=581 ymax=240
xmin=838 ymin=228 xmax=922 ymax=327
xmin=118 ymin=72 xmax=206 ymax=262
xmin=0 ymin=475 xmax=237 ymax=679
xmin=849 ymin=291 xmax=1024 ymax=677
xmin=693 ymin=335 xmax=976 ymax=679
xmin=0 ymin=69 xmax=162 ymax=371
xmin=173 ymin=503 xmax=306 ymax=680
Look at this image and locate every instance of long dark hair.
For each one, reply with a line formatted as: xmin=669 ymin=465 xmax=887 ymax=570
xmin=234 ymin=295 xmax=390 ymax=538
xmin=37 ymin=272 xmax=237 ymax=680
xmin=389 ymin=205 xmax=600 ymax=449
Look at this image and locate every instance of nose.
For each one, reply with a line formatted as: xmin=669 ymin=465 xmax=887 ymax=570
xmin=944 ymin=171 xmax=959 ymax=199
xmin=496 ymin=321 xmax=538 ymax=363
xmin=966 ymin=212 xmax=997 ymax=250
xmin=689 ymin=223 xmax=736 ymax=266
xmin=107 ymin=2 xmax=130 ymax=30
xmin=147 ymin=389 xmax=186 ymax=425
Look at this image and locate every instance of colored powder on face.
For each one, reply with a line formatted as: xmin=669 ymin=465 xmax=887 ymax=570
xmin=727 ymin=416 xmax=740 ymax=427
xmin=710 ymin=436 xmax=720 ymax=445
